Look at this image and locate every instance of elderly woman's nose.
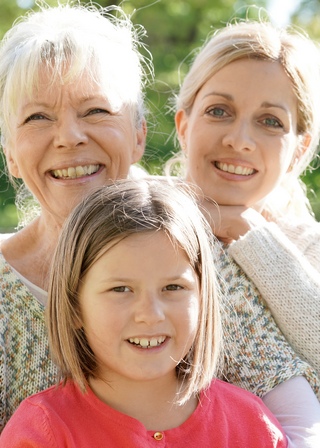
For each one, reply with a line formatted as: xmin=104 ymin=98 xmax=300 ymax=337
xmin=53 ymin=116 xmax=89 ymax=149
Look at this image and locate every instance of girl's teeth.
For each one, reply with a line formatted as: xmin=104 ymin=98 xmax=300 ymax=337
xmin=129 ymin=336 xmax=166 ymax=348
xmin=140 ymin=338 xmax=149 ymax=348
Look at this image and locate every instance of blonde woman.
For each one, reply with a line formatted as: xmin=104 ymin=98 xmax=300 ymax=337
xmin=169 ymin=19 xmax=320 ymax=446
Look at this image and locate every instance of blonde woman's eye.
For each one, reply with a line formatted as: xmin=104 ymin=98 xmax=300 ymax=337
xmin=206 ymin=107 xmax=227 ymax=118
xmin=263 ymin=117 xmax=283 ymax=128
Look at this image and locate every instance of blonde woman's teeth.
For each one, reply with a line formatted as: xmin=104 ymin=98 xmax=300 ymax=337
xmin=128 ymin=336 xmax=166 ymax=348
xmin=215 ymin=162 xmax=254 ymax=176
xmin=52 ymin=164 xmax=100 ymax=179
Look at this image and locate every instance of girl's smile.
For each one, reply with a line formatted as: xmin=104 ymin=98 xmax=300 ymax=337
xmin=127 ymin=335 xmax=168 ymax=349
xmin=78 ymin=230 xmax=200 ymax=384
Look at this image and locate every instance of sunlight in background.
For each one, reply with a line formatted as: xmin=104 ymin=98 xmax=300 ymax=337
xmin=16 ymin=0 xmax=302 ymax=25
xmin=17 ymin=0 xmax=34 ymax=8
xmin=267 ymin=0 xmax=302 ymax=25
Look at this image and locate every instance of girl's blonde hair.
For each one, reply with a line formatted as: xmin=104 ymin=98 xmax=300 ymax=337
xmin=47 ymin=178 xmax=222 ymax=404
xmin=168 ymin=20 xmax=320 ymax=220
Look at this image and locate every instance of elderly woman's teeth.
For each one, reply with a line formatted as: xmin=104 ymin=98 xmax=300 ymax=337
xmin=52 ymin=164 xmax=99 ymax=179
xmin=129 ymin=336 xmax=166 ymax=348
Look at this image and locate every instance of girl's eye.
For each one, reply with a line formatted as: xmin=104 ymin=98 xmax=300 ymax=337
xmin=206 ymin=107 xmax=228 ymax=118
xmin=262 ymin=117 xmax=283 ymax=128
xmin=112 ymin=286 xmax=130 ymax=293
xmin=163 ymin=284 xmax=183 ymax=291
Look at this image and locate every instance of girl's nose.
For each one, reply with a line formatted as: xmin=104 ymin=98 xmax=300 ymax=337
xmin=134 ymin=293 xmax=165 ymax=325
xmin=222 ymin=119 xmax=256 ymax=152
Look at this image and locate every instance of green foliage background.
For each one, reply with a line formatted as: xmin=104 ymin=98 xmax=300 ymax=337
xmin=0 ymin=0 xmax=319 ymax=231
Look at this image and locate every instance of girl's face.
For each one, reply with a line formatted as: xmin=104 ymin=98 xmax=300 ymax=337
xmin=78 ymin=231 xmax=200 ymax=386
xmin=4 ymin=69 xmax=145 ymax=223
xmin=176 ymin=59 xmax=301 ymax=209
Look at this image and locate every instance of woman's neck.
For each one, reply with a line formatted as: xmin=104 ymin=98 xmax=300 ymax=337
xmin=1 ymin=215 xmax=63 ymax=290
xmin=89 ymin=374 xmax=198 ymax=431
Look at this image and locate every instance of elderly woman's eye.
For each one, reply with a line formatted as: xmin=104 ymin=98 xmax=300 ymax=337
xmin=25 ymin=113 xmax=47 ymax=122
xmin=87 ymin=108 xmax=109 ymax=115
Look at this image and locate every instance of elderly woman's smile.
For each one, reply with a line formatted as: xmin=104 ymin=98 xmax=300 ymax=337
xmin=4 ymin=71 xmax=145 ymax=219
xmin=50 ymin=164 xmax=101 ymax=180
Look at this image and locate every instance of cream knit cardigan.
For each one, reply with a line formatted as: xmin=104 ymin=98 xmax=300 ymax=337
xmin=229 ymin=219 xmax=320 ymax=379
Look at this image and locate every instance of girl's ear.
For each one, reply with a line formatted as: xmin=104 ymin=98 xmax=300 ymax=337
xmin=175 ymin=109 xmax=188 ymax=152
xmin=3 ymin=146 xmax=22 ymax=179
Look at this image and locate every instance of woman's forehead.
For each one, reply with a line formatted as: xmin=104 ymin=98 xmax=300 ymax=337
xmin=19 ymin=66 xmax=128 ymax=111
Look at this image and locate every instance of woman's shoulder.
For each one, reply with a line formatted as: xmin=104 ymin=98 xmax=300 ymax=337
xmin=276 ymin=217 xmax=320 ymax=254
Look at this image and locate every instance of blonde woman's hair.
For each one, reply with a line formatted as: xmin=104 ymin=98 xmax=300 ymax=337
xmin=47 ymin=178 xmax=222 ymax=405
xmin=168 ymin=20 xmax=320 ymax=220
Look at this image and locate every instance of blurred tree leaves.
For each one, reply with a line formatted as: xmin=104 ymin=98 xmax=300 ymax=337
xmin=0 ymin=0 xmax=319 ymax=231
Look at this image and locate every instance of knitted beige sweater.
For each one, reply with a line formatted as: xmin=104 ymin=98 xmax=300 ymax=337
xmin=229 ymin=219 xmax=320 ymax=379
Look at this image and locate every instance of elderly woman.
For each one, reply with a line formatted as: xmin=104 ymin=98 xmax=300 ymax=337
xmin=0 ymin=3 xmax=152 ymax=430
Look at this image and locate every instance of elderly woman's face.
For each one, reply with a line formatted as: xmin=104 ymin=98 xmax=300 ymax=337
xmin=4 ymin=69 xmax=146 ymax=220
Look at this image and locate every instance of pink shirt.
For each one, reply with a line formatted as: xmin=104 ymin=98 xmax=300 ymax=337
xmin=0 ymin=379 xmax=287 ymax=447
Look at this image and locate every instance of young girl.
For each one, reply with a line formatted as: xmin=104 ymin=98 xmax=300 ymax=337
xmin=168 ymin=19 xmax=320 ymax=446
xmin=0 ymin=178 xmax=287 ymax=447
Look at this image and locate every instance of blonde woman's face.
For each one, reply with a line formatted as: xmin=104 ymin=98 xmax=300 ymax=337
xmin=176 ymin=59 xmax=300 ymax=209
xmin=4 ymin=69 xmax=146 ymax=222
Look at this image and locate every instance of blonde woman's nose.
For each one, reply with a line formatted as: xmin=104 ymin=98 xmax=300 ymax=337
xmin=222 ymin=119 xmax=256 ymax=152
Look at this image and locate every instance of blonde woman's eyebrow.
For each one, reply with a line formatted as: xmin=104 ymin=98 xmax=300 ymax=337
xmin=260 ymin=101 xmax=290 ymax=113
xmin=202 ymin=92 xmax=233 ymax=101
